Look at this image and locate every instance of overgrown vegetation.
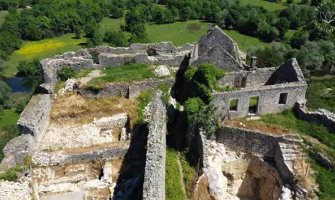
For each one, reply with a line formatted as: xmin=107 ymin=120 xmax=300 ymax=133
xmin=57 ymin=67 xmax=75 ymax=81
xmin=166 ymin=148 xmax=186 ymax=200
xmin=0 ymin=165 xmax=26 ymax=182
xmin=178 ymin=64 xmax=224 ymax=136
xmin=179 ymin=152 xmax=197 ymax=198
xmin=260 ymin=110 xmax=335 ymax=199
xmin=136 ymin=90 xmax=154 ymax=125
xmin=88 ymin=63 xmax=155 ymax=88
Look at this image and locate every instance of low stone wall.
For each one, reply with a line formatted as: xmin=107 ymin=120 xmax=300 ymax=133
xmin=32 ymin=145 xmax=129 ymax=167
xmin=80 ymin=78 xmax=174 ymax=98
xmin=216 ymin=125 xmax=286 ymax=157
xmin=142 ymin=92 xmax=167 ymax=200
xmin=294 ymin=102 xmax=335 ymax=133
xmin=17 ymin=94 xmax=51 ymax=140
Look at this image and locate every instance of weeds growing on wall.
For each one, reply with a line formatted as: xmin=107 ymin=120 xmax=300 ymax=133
xmin=181 ymin=64 xmax=224 ymax=137
xmin=136 ymin=90 xmax=154 ymax=125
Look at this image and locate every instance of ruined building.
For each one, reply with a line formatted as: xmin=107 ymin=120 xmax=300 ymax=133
xmin=0 ymin=26 xmax=316 ymax=200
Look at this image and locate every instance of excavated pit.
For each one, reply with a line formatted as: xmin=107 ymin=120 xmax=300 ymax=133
xmin=30 ymin=94 xmax=142 ymax=200
xmin=201 ymin=141 xmax=285 ymax=200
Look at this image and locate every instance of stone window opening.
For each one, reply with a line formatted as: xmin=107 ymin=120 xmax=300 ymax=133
xmin=249 ymin=96 xmax=259 ymax=114
xmin=229 ymin=99 xmax=239 ymax=111
xmin=279 ymin=93 xmax=288 ymax=105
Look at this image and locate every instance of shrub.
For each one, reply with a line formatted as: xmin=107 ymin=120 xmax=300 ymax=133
xmin=0 ymin=165 xmax=25 ymax=182
xmin=104 ymin=31 xmax=128 ymax=47
xmin=17 ymin=59 xmax=42 ymax=77
xmin=57 ymin=67 xmax=75 ymax=81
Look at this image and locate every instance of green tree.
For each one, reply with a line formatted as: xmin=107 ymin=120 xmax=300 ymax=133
xmin=0 ymin=80 xmax=10 ymax=105
xmin=104 ymin=31 xmax=128 ymax=47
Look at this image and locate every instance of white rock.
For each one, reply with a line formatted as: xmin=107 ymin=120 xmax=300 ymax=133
xmin=59 ymin=79 xmax=77 ymax=95
xmin=154 ymin=65 xmax=171 ymax=77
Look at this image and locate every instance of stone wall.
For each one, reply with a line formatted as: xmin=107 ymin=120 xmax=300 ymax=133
xmin=79 ymin=78 xmax=174 ymax=98
xmin=194 ymin=26 xmax=243 ymax=71
xmin=40 ymin=42 xmax=193 ymax=93
xmin=214 ymin=82 xmax=307 ymax=120
xmin=216 ymin=126 xmax=287 ymax=157
xmin=32 ymin=145 xmax=129 ymax=167
xmin=294 ymin=102 xmax=335 ymax=133
xmin=142 ymin=92 xmax=167 ymax=200
xmin=17 ymin=94 xmax=51 ymax=140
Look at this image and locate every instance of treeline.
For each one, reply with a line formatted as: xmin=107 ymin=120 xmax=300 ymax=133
xmin=0 ymin=0 xmax=111 ymax=59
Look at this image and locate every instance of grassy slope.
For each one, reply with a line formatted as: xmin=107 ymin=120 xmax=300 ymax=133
xmin=260 ymin=110 xmax=335 ymax=199
xmin=0 ymin=10 xmax=8 ymax=26
xmin=224 ymin=29 xmax=268 ymax=51
xmin=3 ymin=34 xmax=86 ymax=76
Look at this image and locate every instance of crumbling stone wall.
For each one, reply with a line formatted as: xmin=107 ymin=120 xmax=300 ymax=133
xmin=193 ymin=26 xmax=243 ymax=71
xmin=17 ymin=94 xmax=51 ymax=140
xmin=32 ymin=145 xmax=129 ymax=167
xmin=40 ymin=42 xmax=193 ymax=93
xmin=143 ymin=92 xmax=167 ymax=200
xmin=216 ymin=126 xmax=287 ymax=157
xmin=294 ymin=102 xmax=335 ymax=133
xmin=80 ymin=78 xmax=174 ymax=98
xmin=214 ymin=83 xmax=307 ymax=120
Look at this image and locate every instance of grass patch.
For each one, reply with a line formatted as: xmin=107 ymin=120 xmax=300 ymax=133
xmin=0 ymin=10 xmax=8 ymax=26
xmin=239 ymin=0 xmax=287 ymax=11
xmin=261 ymin=110 xmax=335 ymax=151
xmin=166 ymin=148 xmax=186 ymax=200
xmin=309 ymin=159 xmax=335 ymax=200
xmin=74 ymin=68 xmax=93 ymax=78
xmin=87 ymin=63 xmax=155 ymax=88
xmin=0 ymin=165 xmax=26 ymax=181
xmin=307 ymin=76 xmax=335 ymax=113
xmin=3 ymin=34 xmax=86 ymax=77
xmin=179 ymin=152 xmax=197 ymax=199
xmin=0 ymin=110 xmax=20 ymax=130
xmin=223 ymin=29 xmax=269 ymax=51
xmin=146 ymin=20 xmax=209 ymax=46
xmin=137 ymin=90 xmax=154 ymax=124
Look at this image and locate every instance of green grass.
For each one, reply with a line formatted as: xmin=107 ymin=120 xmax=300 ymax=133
xmin=0 ymin=10 xmax=8 ymax=26
xmin=88 ymin=63 xmax=156 ymax=88
xmin=0 ymin=110 xmax=20 ymax=130
xmin=223 ymin=29 xmax=269 ymax=51
xmin=99 ymin=17 xmax=126 ymax=35
xmin=179 ymin=152 xmax=197 ymax=199
xmin=260 ymin=110 xmax=335 ymax=199
xmin=3 ymin=34 xmax=86 ymax=77
xmin=146 ymin=20 xmax=209 ymax=46
xmin=307 ymin=76 xmax=335 ymax=113
xmin=137 ymin=90 xmax=154 ymax=124
xmin=166 ymin=148 xmax=186 ymax=200
xmin=239 ymin=0 xmax=287 ymax=11
xmin=312 ymin=162 xmax=335 ymax=200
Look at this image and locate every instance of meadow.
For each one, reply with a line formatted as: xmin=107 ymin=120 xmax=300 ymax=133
xmin=239 ymin=0 xmax=287 ymax=12
xmin=3 ymin=34 xmax=85 ymax=76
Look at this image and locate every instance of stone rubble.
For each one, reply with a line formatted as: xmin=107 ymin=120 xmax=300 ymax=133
xmin=154 ymin=65 xmax=171 ymax=77
xmin=0 ymin=181 xmax=31 ymax=200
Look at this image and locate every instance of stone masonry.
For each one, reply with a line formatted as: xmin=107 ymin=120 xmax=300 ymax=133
xmin=142 ymin=92 xmax=167 ymax=200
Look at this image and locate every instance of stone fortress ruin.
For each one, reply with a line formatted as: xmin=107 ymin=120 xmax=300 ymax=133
xmin=1 ymin=26 xmax=335 ymax=200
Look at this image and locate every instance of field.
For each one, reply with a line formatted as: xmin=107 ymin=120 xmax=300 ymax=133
xmin=0 ymin=110 xmax=19 ymax=130
xmin=239 ymin=0 xmax=287 ymax=11
xmin=3 ymin=34 xmax=86 ymax=76
xmin=224 ymin=29 xmax=268 ymax=51
xmin=0 ymin=110 xmax=20 ymax=160
xmin=306 ymin=75 xmax=335 ymax=113
xmin=145 ymin=20 xmax=210 ymax=46
xmin=0 ymin=10 xmax=8 ymax=26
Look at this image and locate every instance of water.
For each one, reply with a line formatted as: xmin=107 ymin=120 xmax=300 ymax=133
xmin=1 ymin=76 xmax=34 ymax=93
